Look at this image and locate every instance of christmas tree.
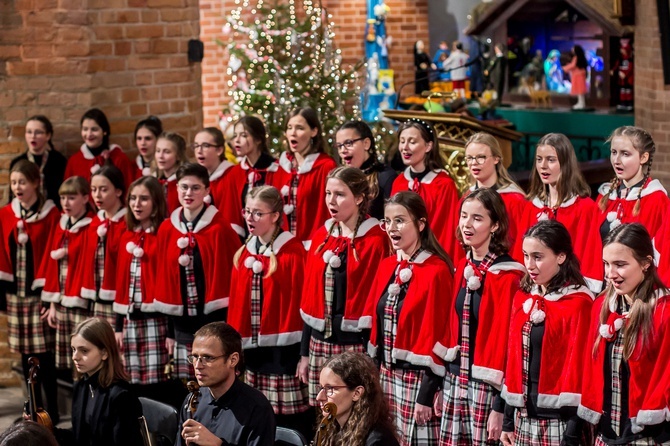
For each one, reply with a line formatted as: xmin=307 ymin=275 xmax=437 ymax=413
xmin=219 ymin=0 xmax=364 ymax=153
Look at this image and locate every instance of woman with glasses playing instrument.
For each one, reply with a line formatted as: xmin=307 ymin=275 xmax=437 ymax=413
xmin=228 ymin=185 xmax=311 ymax=437
xmin=363 ymin=191 xmax=454 ymax=446
xmin=154 ymin=163 xmax=241 ymax=381
xmin=391 ymin=119 xmax=462 ymax=266
xmin=313 ymin=351 xmax=400 ymax=446
xmin=192 ymin=128 xmax=245 ymax=237
xmin=334 ymin=121 xmax=397 ymax=220
xmin=462 ymin=132 xmax=527 ymax=251
xmin=299 ymin=167 xmax=388 ymax=409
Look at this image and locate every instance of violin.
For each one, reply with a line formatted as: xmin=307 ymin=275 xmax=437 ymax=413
xmin=24 ymin=357 xmax=53 ymax=431
xmin=186 ymin=380 xmax=201 ymax=418
xmin=313 ymin=402 xmax=338 ymax=446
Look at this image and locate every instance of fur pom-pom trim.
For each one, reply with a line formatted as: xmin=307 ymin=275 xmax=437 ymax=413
xmin=606 ymin=211 xmax=618 ymax=222
xmin=97 ymin=225 xmax=108 ymax=238
xmin=523 ymin=298 xmax=534 ymax=314
xmin=283 ymin=204 xmax=294 ymax=215
xmin=177 ymin=237 xmax=190 ymax=249
xmin=464 ymin=265 xmax=474 ymax=279
xmin=398 ymin=267 xmax=412 ymax=283
xmin=610 ymin=219 xmax=622 ymax=230
xmin=132 ymin=247 xmax=144 ymax=258
xmin=281 ymin=185 xmax=290 ymax=197
xmin=537 ymin=211 xmax=549 ymax=221
xmin=388 ymin=283 xmax=401 ymax=296
xmin=599 ymin=324 xmax=615 ymax=339
xmin=16 ymin=220 xmax=24 ymax=230
xmin=142 ymin=167 xmax=151 ymax=176
xmin=90 ymin=164 xmax=101 ymax=174
xmin=178 ymin=254 xmax=191 ymax=266
xmin=244 ymin=256 xmax=255 ymax=269
xmin=252 ymin=260 xmax=264 ymax=274
xmin=247 ymin=172 xmax=256 ymax=183
xmin=50 ymin=248 xmax=66 ymax=260
xmin=17 ymin=232 xmax=29 ymax=245
xmin=126 ymin=242 xmax=137 ymax=254
xmin=322 ymin=250 xmax=335 ymax=264
xmin=467 ymin=276 xmax=481 ymax=291
xmin=530 ymin=309 xmax=545 ymax=324
xmin=203 ymin=195 xmax=212 ymax=205
xmin=329 ymin=255 xmax=341 ymax=268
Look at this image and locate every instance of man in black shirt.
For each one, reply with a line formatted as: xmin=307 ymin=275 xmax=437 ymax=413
xmin=177 ymin=322 xmax=275 ymax=446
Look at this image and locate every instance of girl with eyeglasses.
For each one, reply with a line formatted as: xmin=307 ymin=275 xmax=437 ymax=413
xmin=314 ymin=351 xmax=400 ymax=446
xmin=334 ymin=121 xmax=397 ymax=220
xmin=10 ymin=115 xmax=67 ymax=209
xmin=112 ymin=176 xmax=171 ymax=400
xmin=227 ymin=116 xmax=280 ymax=238
xmin=363 ymin=191 xmax=454 ymax=446
xmin=434 ymin=188 xmax=524 ymax=445
xmin=65 ymin=108 xmax=138 ymax=190
xmin=274 ymin=107 xmax=338 ymax=248
xmin=463 ymin=132 xmax=526 ymax=251
xmin=228 ymin=185 xmax=311 ymax=436
xmin=514 ymin=133 xmax=603 ymax=294
xmin=501 ymin=220 xmax=593 ymax=446
xmin=78 ymin=165 xmax=127 ymax=328
xmin=391 ymin=119 xmax=462 ymax=266
xmin=154 ymin=163 xmax=241 ymax=380
xmin=192 ymin=128 xmax=245 ymax=237
xmin=0 ymin=160 xmax=61 ymax=424
xmin=299 ymin=167 xmax=388 ymax=409
xmin=133 ymin=116 xmax=162 ymax=177
xmin=155 ymin=132 xmax=188 ymax=214
xmin=579 ymin=223 xmax=670 ymax=445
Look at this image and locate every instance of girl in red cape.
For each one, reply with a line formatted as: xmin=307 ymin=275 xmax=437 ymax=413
xmin=298 ymin=167 xmax=388 ymax=406
xmin=598 ymin=126 xmax=668 ymax=242
xmin=365 ymin=191 xmax=454 ymax=446
xmin=391 ymin=119 xmax=462 ymax=265
xmin=133 ymin=116 xmax=162 ymax=177
xmin=579 ymin=223 xmax=670 ymax=444
xmin=154 ymin=132 xmax=188 ymax=214
xmin=436 ymin=188 xmax=524 ymax=445
xmin=228 ymin=185 xmax=310 ymax=434
xmin=274 ymin=107 xmax=337 ymax=249
xmin=501 ymin=220 xmax=594 ymax=446
xmin=513 ymin=133 xmax=603 ymax=293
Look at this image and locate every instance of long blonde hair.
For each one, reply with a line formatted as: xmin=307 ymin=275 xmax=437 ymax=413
xmin=465 ymin=132 xmax=519 ymax=189
xmin=233 ymin=186 xmax=284 ymax=278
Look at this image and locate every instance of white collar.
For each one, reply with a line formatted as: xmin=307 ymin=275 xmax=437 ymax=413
xmin=599 ymin=179 xmax=667 ymax=201
xmin=322 ymin=217 xmax=380 ymax=239
xmin=240 ymin=157 xmax=279 ymax=172
xmin=531 ymin=195 xmax=578 ymax=209
xmin=402 ymin=168 xmax=443 ymax=185
xmin=80 ymin=143 xmax=121 ymax=160
xmin=11 ymin=199 xmax=56 ymax=222
xmin=488 ymin=260 xmax=526 ymax=274
xmin=169 ymin=206 xmax=218 ymax=234
xmin=209 ymin=161 xmax=233 ymax=182
xmin=529 ymin=284 xmax=594 ymax=301
xmin=279 ymin=152 xmax=320 ymax=174
xmin=245 ymin=231 xmax=294 ymax=256
xmin=97 ymin=208 xmax=127 ymax=223
xmin=59 ymin=214 xmax=92 ymax=232
xmin=395 ymin=249 xmax=432 ymax=264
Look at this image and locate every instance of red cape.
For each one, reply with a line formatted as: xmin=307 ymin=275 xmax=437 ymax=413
xmin=159 ymin=173 xmax=180 ymax=215
xmin=153 ymin=206 xmax=242 ymax=316
xmin=392 ymin=168 xmax=463 ymax=266
xmin=228 ymin=232 xmax=305 ymax=349
xmin=365 ymin=251 xmax=455 ymax=376
xmin=502 ymin=285 xmax=594 ymax=409
xmin=300 ymin=218 xmax=389 ymax=332
xmin=64 ymin=144 xmax=139 ymax=191
xmin=113 ymin=228 xmax=160 ymax=314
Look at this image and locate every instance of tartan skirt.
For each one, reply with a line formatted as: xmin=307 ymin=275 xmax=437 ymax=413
xmin=55 ymin=304 xmax=91 ymax=369
xmin=173 ymin=341 xmax=195 ymax=381
xmin=594 ymin=434 xmax=657 ymax=445
xmin=514 ymin=409 xmax=566 ymax=446
xmin=122 ymin=316 xmax=170 ymax=385
xmin=245 ymin=369 xmax=309 ymax=415
xmin=380 ymin=363 xmax=440 ymax=446
xmin=439 ymin=372 xmax=497 ymax=446
xmin=6 ymin=294 xmax=55 ymax=354
xmin=93 ymin=301 xmax=116 ymax=329
xmin=307 ymin=336 xmax=365 ymax=405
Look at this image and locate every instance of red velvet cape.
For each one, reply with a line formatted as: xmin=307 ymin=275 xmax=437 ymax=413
xmin=113 ymin=228 xmax=160 ymax=314
xmin=64 ymin=144 xmax=139 ymax=191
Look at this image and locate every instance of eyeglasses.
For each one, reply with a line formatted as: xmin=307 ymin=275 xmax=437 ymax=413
xmin=241 ymin=209 xmax=277 ymax=221
xmin=186 ymin=354 xmax=227 ymax=365
xmin=379 ymin=218 xmax=416 ymax=231
xmin=465 ymin=155 xmax=491 ymax=165
xmin=333 ymin=138 xmax=364 ymax=151
xmin=191 ymin=142 xmax=220 ymax=151
xmin=178 ymin=184 xmax=205 ymax=193
xmin=316 ymin=385 xmax=349 ymax=397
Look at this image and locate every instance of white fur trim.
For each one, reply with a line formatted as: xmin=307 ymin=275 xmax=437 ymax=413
xmin=399 ymin=268 xmax=412 ymax=283
xmin=90 ymin=164 xmax=101 ymax=174
xmin=340 ymin=318 xmax=365 ymax=332
xmin=501 ymin=385 xmax=524 ymax=407
xmin=203 ymin=195 xmax=212 ymax=204
xmin=601 ymin=178 xmax=668 ymax=201
xmin=17 ymin=232 xmax=28 ymax=245
xmin=252 ymin=260 xmax=263 ymax=274
xmin=402 ymin=168 xmax=442 ymax=185
xmin=300 ymin=309 xmax=326 ymax=332
xmin=471 ymin=365 xmax=504 ymax=389
xmin=245 ymin=231 xmax=295 ymax=256
xmin=637 ymin=408 xmax=669 ymax=427
xmin=169 ymin=206 xmax=219 ymax=234
xmin=204 ymin=298 xmax=228 ymax=314
xmin=209 ymin=160 xmax=233 ymax=181
xmin=16 ymin=220 xmax=24 ymax=229
xmin=241 ymin=331 xmax=303 ymax=349
xmin=577 ymin=404 xmax=601 ymax=425
xmin=584 ymin=277 xmax=603 ymax=295
xmin=81 ymin=287 xmax=97 ymax=300
xmin=59 ymin=214 xmax=91 ymax=233
xmin=321 ymin=217 xmax=380 ymax=239
xmin=31 ymin=278 xmax=45 ymax=290
xmin=367 ymin=341 xmax=377 ymax=358
xmin=244 ymin=256 xmax=255 ymax=269
xmin=142 ymin=167 xmax=151 ymax=176
xmin=387 ymin=283 xmax=401 ymax=296
xmin=178 ymin=254 xmax=190 ymax=266
xmin=530 ymin=284 xmax=595 ymax=302
xmin=126 ymin=241 xmax=136 ymax=254
xmin=432 ymin=342 xmax=449 ymax=360
xmin=283 ymin=204 xmax=295 ymax=215
xmin=97 ymin=224 xmax=107 ymax=238
xmin=443 ymin=345 xmax=459 ymax=362
xmin=280 ymin=185 xmax=290 ymax=196
xmin=151 ymin=300 xmax=184 ymax=316
xmin=531 ymin=195 xmax=578 ymax=209
xmin=392 ymin=347 xmax=445 ymax=376
xmin=231 ymin=223 xmax=245 ymax=237
xmin=537 ymin=392 xmax=581 ymax=409
xmin=278 ymin=152 xmax=320 ymax=174
xmin=0 ymin=271 xmax=14 ymax=282
xmin=133 ymin=247 xmax=144 ymax=258
xmin=60 ymin=295 xmax=90 ymax=309
xmin=98 ymin=289 xmax=116 ymax=301
xmin=358 ymin=315 xmax=372 ymax=329
xmin=50 ymin=248 xmax=66 ymax=260
xmin=302 ymin=240 xmax=312 ymax=251
xmin=113 ymin=302 xmax=129 ymax=315
xmin=40 ymin=290 xmax=61 ymax=303
xmin=11 ymin=198 xmax=56 ymax=221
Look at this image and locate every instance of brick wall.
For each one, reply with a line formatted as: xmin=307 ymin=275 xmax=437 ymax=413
xmin=0 ymin=0 xmax=204 ymax=202
xmin=635 ymin=0 xmax=670 ymax=189
xmin=199 ymin=0 xmax=429 ymax=127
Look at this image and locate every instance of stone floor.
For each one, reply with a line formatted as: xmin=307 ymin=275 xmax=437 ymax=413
xmin=0 ymin=385 xmax=71 ymax=432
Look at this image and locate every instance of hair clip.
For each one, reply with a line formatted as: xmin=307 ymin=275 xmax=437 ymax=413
xmin=407 ymin=118 xmax=434 ymax=136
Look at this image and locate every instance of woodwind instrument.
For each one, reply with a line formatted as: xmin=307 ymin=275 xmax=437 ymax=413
xmin=186 ymin=380 xmax=201 ymax=418
xmin=24 ymin=357 xmax=53 ymax=432
xmin=313 ymin=402 xmax=337 ymax=446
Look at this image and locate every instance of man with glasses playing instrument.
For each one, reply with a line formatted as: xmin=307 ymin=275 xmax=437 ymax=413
xmin=177 ymin=322 xmax=275 ymax=446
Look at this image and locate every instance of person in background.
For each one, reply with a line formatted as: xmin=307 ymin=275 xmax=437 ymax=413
xmin=443 ymin=42 xmax=470 ymax=99
xmin=155 ymin=132 xmax=188 ymax=214
xmin=134 ymin=116 xmax=163 ymax=176
xmin=414 ymin=40 xmax=431 ymax=95
xmin=562 ymin=45 xmax=588 ymax=110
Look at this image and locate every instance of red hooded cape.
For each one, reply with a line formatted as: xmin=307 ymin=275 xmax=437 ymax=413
xmin=206 ymin=160 xmax=245 ymax=237
xmin=502 ymin=285 xmax=594 ymax=409
xmin=300 ymin=217 xmax=388 ymax=332
xmin=64 ymin=144 xmax=139 ymax=191
xmin=113 ymin=228 xmax=160 ymax=314
xmin=153 ymin=206 xmax=241 ymax=316
xmin=228 ymin=231 xmax=305 ymax=349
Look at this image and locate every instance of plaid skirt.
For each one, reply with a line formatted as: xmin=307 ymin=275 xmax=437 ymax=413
xmin=93 ymin=301 xmax=116 ymax=329
xmin=594 ymin=434 xmax=658 ymax=445
xmin=122 ymin=316 xmax=170 ymax=385
xmin=307 ymin=336 xmax=365 ymax=405
xmin=439 ymin=373 xmax=497 ymax=446
xmin=380 ymin=363 xmax=440 ymax=446
xmin=55 ymin=304 xmax=91 ymax=369
xmin=173 ymin=341 xmax=195 ymax=381
xmin=6 ymin=294 xmax=55 ymax=354
xmin=514 ymin=409 xmax=566 ymax=446
xmin=245 ymin=369 xmax=309 ymax=415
